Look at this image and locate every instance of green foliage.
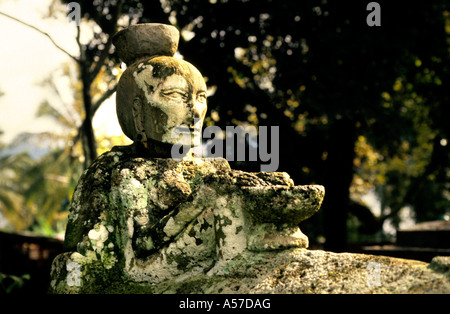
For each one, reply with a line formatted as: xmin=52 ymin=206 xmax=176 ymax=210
xmin=0 ymin=72 xmax=84 ymax=234
xmin=24 ymin=148 xmax=82 ymax=235
xmin=0 ymin=152 xmax=34 ymax=231
xmin=0 ymin=272 xmax=30 ymax=294
xmin=0 ymin=145 xmax=82 ymax=235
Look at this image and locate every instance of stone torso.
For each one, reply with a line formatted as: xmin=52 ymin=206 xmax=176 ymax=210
xmin=51 ymin=144 xmax=324 ymax=292
xmin=64 ymin=144 xmax=231 ymax=258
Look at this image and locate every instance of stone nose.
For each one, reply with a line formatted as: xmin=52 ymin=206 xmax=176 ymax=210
xmin=192 ymin=104 xmax=202 ymax=121
xmin=187 ymin=100 xmax=202 ymax=127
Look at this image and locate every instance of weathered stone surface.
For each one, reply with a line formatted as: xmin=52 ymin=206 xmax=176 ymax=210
xmin=429 ymin=256 xmax=450 ymax=274
xmin=50 ymin=146 xmax=325 ymax=293
xmin=50 ymin=248 xmax=450 ymax=294
xmin=112 ymin=23 xmax=179 ymax=65
xmin=116 ymin=55 xmax=207 ymax=147
xmin=159 ymin=249 xmax=450 ymax=294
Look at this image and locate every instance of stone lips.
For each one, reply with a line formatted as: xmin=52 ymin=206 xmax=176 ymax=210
xmin=112 ymin=23 xmax=180 ymax=66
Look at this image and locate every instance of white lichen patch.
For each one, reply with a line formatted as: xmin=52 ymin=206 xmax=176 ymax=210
xmin=66 ymin=261 xmax=81 ymax=287
xmin=217 ymin=195 xmax=247 ymax=258
xmin=130 ymin=177 xmax=141 ymax=188
xmin=162 ymin=184 xmax=212 ymax=238
xmin=133 ymin=64 xmax=154 ymax=101
xmin=135 ymin=164 xmax=147 ymax=180
xmin=85 ymin=222 xmax=118 ymax=270
xmin=116 ymin=168 xmax=148 ymax=211
xmin=88 ymin=224 xmax=109 ymax=252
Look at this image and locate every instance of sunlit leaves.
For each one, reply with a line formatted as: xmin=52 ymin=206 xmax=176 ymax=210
xmin=0 ymin=153 xmax=35 ymax=231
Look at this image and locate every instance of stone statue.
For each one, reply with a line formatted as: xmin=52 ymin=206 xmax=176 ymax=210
xmin=49 ymin=23 xmax=324 ymax=293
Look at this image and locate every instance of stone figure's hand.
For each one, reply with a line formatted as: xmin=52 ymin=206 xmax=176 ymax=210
xmin=241 ymin=185 xmax=325 ymax=227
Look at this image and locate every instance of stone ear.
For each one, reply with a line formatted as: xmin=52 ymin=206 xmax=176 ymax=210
xmin=132 ymin=97 xmax=148 ymax=146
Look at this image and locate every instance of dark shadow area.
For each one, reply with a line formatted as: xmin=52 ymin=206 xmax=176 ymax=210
xmin=0 ymin=231 xmax=63 ymax=294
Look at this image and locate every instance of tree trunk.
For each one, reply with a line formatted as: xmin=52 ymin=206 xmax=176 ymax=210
xmin=80 ymin=62 xmax=97 ymax=169
xmin=322 ymin=118 xmax=357 ymax=252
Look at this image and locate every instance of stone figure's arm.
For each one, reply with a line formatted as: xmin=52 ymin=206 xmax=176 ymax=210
xmin=227 ymin=169 xmax=323 ymax=227
xmin=64 ymin=150 xmax=127 ymax=252
xmin=227 ymin=169 xmax=294 ymax=187
xmin=204 ymin=169 xmax=325 ymax=252
xmin=131 ymin=186 xmax=214 ymax=258
xmin=111 ymin=162 xmax=218 ymax=259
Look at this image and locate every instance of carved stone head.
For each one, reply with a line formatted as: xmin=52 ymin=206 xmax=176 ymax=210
xmin=113 ymin=24 xmax=207 ymax=150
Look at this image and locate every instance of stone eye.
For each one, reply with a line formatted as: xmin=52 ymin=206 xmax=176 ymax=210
xmin=197 ymin=92 xmax=207 ymax=103
xmin=161 ymin=89 xmax=187 ymax=101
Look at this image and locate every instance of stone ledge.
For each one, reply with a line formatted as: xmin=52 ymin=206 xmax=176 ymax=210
xmin=53 ymin=249 xmax=449 ymax=294
xmin=153 ymin=249 xmax=450 ymax=294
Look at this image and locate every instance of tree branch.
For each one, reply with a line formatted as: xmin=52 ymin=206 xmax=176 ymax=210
xmin=0 ymin=11 xmax=79 ymax=62
xmin=70 ymin=82 xmax=118 ymax=152
xmin=89 ymin=34 xmax=114 ymax=81
xmin=75 ymin=25 xmax=84 ymax=63
xmin=89 ymin=0 xmax=125 ymax=81
xmin=91 ymin=84 xmax=117 ymax=116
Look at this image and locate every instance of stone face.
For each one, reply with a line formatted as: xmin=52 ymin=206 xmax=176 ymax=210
xmin=116 ymin=56 xmax=207 ymax=146
xmin=114 ymin=23 xmax=207 ymax=150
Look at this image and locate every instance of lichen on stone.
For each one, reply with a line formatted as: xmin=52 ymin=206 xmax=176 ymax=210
xmin=49 ymin=141 xmax=330 ymax=293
